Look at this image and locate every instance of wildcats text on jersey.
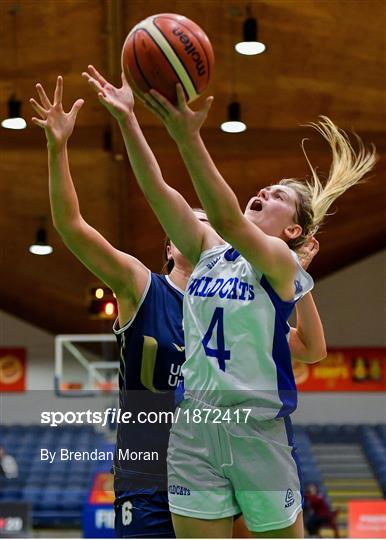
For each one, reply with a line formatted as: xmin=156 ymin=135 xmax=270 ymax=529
xmin=187 ymin=276 xmax=255 ymax=301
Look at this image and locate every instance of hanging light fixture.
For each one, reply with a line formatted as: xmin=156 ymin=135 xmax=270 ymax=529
xmin=235 ymin=11 xmax=266 ymax=55
xmin=1 ymin=3 xmax=26 ymax=130
xmin=220 ymin=102 xmax=247 ymax=133
xmin=29 ymin=225 xmax=53 ymax=256
xmin=1 ymin=94 xmax=26 ymax=130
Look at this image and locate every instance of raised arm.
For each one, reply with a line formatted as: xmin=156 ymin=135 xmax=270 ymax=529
xmin=289 ymin=238 xmax=326 ymax=363
xmin=144 ymin=85 xmax=297 ymax=299
xmin=30 ymin=76 xmax=148 ymax=312
xmin=82 ymin=66 xmax=221 ymax=265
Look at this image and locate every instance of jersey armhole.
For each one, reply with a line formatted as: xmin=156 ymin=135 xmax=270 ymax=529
xmin=113 ymin=270 xmax=152 ymax=334
xmin=197 ymin=242 xmax=228 ymax=265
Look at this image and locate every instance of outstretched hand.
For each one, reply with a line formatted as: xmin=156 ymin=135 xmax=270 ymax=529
xmin=82 ymin=65 xmax=134 ymax=121
xmin=30 ymin=76 xmax=84 ymax=149
xmin=298 ymin=236 xmax=319 ymax=270
xmin=144 ymin=83 xmax=213 ymax=143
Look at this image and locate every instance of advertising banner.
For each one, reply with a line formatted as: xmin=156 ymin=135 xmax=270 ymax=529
xmin=294 ymin=348 xmax=386 ymax=391
xmin=348 ymin=500 xmax=386 ymax=538
xmin=0 ymin=502 xmax=31 ymax=538
xmin=83 ymin=473 xmax=115 ymax=538
xmin=0 ymin=349 xmax=26 ymax=392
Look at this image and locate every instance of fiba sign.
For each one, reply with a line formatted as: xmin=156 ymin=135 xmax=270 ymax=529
xmin=83 ymin=505 xmax=115 ymax=538
xmin=95 ymin=509 xmax=114 ymax=529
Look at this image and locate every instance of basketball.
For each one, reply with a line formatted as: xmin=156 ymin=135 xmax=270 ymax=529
xmin=121 ymin=13 xmax=214 ymax=104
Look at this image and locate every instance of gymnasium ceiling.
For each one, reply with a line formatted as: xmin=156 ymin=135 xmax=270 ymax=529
xmin=0 ymin=0 xmax=385 ymax=335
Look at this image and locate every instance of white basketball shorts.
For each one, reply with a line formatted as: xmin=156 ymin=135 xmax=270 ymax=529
xmin=167 ymin=399 xmax=302 ymax=532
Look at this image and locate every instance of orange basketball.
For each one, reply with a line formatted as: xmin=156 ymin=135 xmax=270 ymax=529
xmin=122 ymin=13 xmax=214 ymax=104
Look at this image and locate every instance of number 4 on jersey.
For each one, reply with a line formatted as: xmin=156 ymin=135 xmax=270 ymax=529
xmin=201 ymin=307 xmax=231 ymax=371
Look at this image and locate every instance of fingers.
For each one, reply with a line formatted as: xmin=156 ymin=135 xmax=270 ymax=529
xmin=311 ymin=238 xmax=319 ymax=253
xmin=176 ymin=83 xmax=188 ymax=110
xmin=149 ymin=88 xmax=174 ymax=114
xmin=97 ymin=92 xmax=111 ymax=108
xmin=31 ymin=117 xmax=47 ymax=128
xmin=131 ymin=85 xmax=146 ymax=105
xmin=69 ymin=98 xmax=84 ymax=117
xmin=299 ymin=236 xmax=319 ymax=270
xmin=54 ymin=76 xmax=63 ymax=106
xmin=143 ymin=95 xmax=167 ymax=122
xmin=87 ymin=65 xmax=108 ymax=87
xmin=203 ymin=95 xmax=214 ymax=116
xmin=29 ymin=98 xmax=47 ymax=119
xmin=82 ymin=71 xmax=104 ymax=94
xmin=307 ymin=236 xmax=319 ymax=253
xmin=144 ymin=92 xmax=169 ymax=121
xmin=35 ymin=83 xmax=52 ymax=109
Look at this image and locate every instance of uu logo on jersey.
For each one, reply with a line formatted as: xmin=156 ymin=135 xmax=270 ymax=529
xmin=284 ymin=488 xmax=295 ymax=508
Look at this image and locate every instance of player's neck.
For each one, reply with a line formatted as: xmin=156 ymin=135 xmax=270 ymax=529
xmin=168 ymin=265 xmax=191 ymax=291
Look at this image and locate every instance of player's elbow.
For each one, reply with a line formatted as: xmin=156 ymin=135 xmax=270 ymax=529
xmin=53 ymin=214 xmax=83 ymax=240
xmin=306 ymin=344 xmax=327 ymax=364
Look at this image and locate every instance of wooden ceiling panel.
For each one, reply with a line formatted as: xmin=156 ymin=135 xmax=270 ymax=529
xmin=0 ymin=0 xmax=385 ymax=333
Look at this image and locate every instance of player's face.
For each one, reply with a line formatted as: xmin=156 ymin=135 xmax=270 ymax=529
xmin=167 ymin=242 xmax=185 ymax=268
xmin=244 ymin=184 xmax=301 ymax=240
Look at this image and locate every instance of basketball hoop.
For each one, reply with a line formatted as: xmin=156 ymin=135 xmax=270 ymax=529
xmin=96 ymin=381 xmax=116 ymax=394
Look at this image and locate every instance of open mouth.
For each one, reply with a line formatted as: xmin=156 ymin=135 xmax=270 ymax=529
xmin=250 ymin=199 xmax=263 ymax=212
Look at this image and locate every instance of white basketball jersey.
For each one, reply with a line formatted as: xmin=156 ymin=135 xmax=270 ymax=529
xmin=181 ymin=244 xmax=314 ymax=419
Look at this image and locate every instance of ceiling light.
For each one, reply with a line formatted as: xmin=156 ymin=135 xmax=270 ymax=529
xmin=29 ymin=227 xmax=53 ymax=256
xmin=1 ymin=96 xmax=27 ymax=130
xmin=220 ymin=102 xmax=247 ymax=133
xmin=235 ymin=17 xmax=266 ymax=56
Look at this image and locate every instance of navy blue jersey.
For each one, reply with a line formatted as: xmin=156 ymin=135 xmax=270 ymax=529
xmin=113 ymin=272 xmax=185 ymax=495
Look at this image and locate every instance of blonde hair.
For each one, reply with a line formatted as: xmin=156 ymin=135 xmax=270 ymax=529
xmin=280 ymin=116 xmax=377 ymax=250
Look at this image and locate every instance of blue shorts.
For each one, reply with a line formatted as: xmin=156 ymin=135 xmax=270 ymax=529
xmin=114 ymin=490 xmax=175 ymax=538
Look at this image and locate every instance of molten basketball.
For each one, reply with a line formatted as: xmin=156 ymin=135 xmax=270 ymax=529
xmin=122 ymin=13 xmax=214 ymax=104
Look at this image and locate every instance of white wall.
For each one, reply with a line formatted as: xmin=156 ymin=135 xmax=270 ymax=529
xmin=311 ymin=249 xmax=386 ymax=347
xmin=293 ymin=249 xmax=386 ymax=424
xmin=0 ymin=309 xmax=55 ymax=390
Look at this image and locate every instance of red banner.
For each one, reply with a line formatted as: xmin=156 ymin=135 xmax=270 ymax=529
xmin=293 ymin=348 xmax=386 ymax=392
xmin=88 ymin=473 xmax=114 ymax=504
xmin=348 ymin=500 xmax=386 ymax=538
xmin=0 ymin=348 xmax=26 ymax=392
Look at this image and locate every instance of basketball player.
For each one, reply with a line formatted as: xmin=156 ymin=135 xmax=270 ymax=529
xmin=116 ymin=83 xmax=375 ymax=537
xmin=30 ymin=75 xmax=326 ymax=538
xmin=143 ymin=88 xmax=376 ymax=538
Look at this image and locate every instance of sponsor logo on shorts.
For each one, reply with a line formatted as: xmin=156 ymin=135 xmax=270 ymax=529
xmin=285 ymin=488 xmax=295 ymax=508
xmin=168 ymin=484 xmax=190 ymax=496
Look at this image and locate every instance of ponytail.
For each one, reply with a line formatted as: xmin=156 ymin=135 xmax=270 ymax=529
xmin=280 ymin=116 xmax=377 ymax=250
